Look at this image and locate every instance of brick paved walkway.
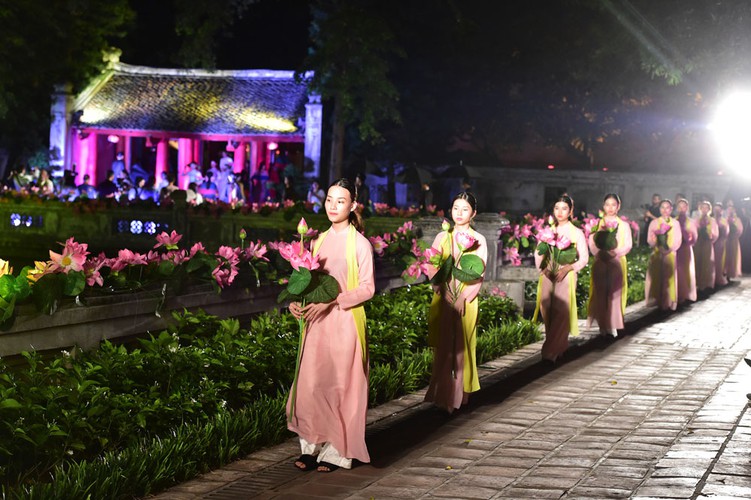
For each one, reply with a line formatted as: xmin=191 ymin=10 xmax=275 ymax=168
xmin=153 ymin=279 xmax=751 ymax=499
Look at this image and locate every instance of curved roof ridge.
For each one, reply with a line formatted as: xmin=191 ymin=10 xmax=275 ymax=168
xmin=113 ymin=62 xmax=313 ymax=80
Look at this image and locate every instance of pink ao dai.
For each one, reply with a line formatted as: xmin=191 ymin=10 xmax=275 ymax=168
xmin=286 ymin=226 xmax=375 ymax=464
xmin=676 ymin=214 xmax=698 ymax=303
xmin=714 ymin=217 xmax=729 ymax=286
xmin=693 ymin=215 xmax=719 ymax=291
xmin=645 ymin=217 xmax=682 ymax=310
xmin=534 ymin=222 xmax=589 ymax=362
xmin=725 ymin=216 xmax=744 ymax=279
xmin=587 ymin=217 xmax=632 ymax=330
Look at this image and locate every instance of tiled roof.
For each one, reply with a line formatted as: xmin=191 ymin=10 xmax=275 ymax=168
xmin=76 ymin=64 xmax=311 ymax=136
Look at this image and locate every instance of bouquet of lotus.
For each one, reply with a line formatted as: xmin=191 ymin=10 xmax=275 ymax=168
xmin=698 ymin=217 xmax=710 ymax=240
xmin=535 ymin=227 xmax=577 ymax=274
xmin=729 ymin=216 xmax=739 ymax=236
xmin=431 ymin=230 xmax=484 ymax=304
xmin=654 ymin=220 xmax=672 ymax=250
xmin=276 ymin=218 xmax=339 ymax=306
xmin=593 ymin=219 xmax=618 ymax=251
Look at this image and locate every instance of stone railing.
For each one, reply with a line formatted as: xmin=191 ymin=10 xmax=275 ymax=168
xmin=0 ymin=196 xmax=409 ymax=265
xmin=0 ymin=261 xmax=409 ymax=357
xmin=1 ymin=209 xmax=516 ymax=357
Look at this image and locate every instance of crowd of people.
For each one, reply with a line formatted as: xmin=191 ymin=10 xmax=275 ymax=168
xmin=3 ymin=152 xmax=311 ymax=207
xmin=533 ymin=192 xmax=747 ymax=368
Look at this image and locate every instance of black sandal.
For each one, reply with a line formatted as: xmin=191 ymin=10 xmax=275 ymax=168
xmin=294 ymin=454 xmax=318 ymax=471
xmin=317 ymin=461 xmax=340 ymax=473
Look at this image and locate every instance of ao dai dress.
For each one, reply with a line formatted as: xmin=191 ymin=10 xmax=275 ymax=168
xmin=694 ymin=215 xmax=719 ymax=291
xmin=425 ymin=229 xmax=487 ymax=413
xmin=676 ymin=214 xmax=698 ymax=303
xmin=533 ymin=222 xmax=589 ymax=362
xmin=714 ymin=217 xmax=729 ymax=287
xmin=645 ymin=217 xmax=682 ymax=310
xmin=587 ymin=217 xmax=632 ymax=331
xmin=286 ymin=224 xmax=374 ymax=466
xmin=725 ymin=215 xmax=744 ymax=279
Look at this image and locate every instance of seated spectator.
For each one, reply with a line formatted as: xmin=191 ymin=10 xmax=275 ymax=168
xmin=76 ymin=174 xmax=97 ymax=199
xmin=35 ymin=169 xmax=55 ymax=196
xmin=197 ymin=173 xmax=219 ymax=202
xmin=159 ymin=174 xmax=178 ymax=203
xmin=127 ymin=176 xmax=149 ymax=201
xmin=186 ymin=182 xmax=204 ymax=206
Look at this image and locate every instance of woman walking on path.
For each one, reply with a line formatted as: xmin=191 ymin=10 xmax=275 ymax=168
xmin=713 ymin=202 xmax=729 ymax=287
xmin=645 ymin=199 xmax=683 ymax=311
xmin=675 ymin=198 xmax=698 ymax=304
xmin=287 ymin=178 xmax=375 ymax=473
xmin=533 ymin=195 xmax=589 ymax=363
xmin=424 ymin=192 xmax=487 ymax=413
xmin=587 ymin=193 xmax=632 ymax=338
xmin=694 ymin=200 xmax=719 ymax=293
xmin=725 ymin=201 xmax=744 ymax=280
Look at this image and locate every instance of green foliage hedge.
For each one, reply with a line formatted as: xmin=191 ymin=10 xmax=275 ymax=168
xmin=1 ymin=285 xmax=540 ymax=499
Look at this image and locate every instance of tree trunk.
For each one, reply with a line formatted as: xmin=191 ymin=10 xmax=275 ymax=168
xmin=329 ymin=96 xmax=345 ymax=184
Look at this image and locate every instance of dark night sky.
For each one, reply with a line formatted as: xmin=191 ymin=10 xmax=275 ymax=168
xmin=120 ymin=0 xmax=311 ymax=70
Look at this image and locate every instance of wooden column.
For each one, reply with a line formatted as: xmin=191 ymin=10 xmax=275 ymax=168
xmin=177 ymin=138 xmax=194 ymax=189
xmin=155 ymin=140 xmax=169 ymax=183
xmin=233 ymin=141 xmax=246 ymax=174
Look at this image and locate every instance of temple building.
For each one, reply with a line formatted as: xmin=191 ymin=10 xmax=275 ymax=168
xmin=49 ymin=57 xmax=321 ymax=188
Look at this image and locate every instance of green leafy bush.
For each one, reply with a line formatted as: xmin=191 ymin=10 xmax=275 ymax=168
xmin=1 ymin=285 xmax=537 ymax=497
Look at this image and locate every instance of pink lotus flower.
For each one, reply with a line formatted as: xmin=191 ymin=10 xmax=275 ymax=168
xmin=397 ymin=221 xmax=414 ymax=235
xmin=277 ymin=241 xmax=305 ymax=262
xmin=454 ymin=232 xmax=477 ymax=252
xmin=369 ymin=236 xmax=388 ymax=256
xmin=84 ymin=259 xmax=105 ymax=287
xmin=297 ymin=217 xmax=309 ymax=236
xmin=154 ymin=230 xmax=183 ymax=250
xmin=216 ymin=246 xmax=240 ymax=265
xmin=519 ymin=224 xmax=532 ymax=238
xmin=655 ymin=221 xmax=671 ymax=235
xmin=243 ymin=241 xmax=268 ymax=261
xmin=110 ymin=249 xmax=148 ymax=272
xmin=537 ymin=227 xmax=556 ymax=244
xmin=555 ymin=235 xmax=572 ymax=250
xmin=423 ymin=246 xmax=442 ymax=266
xmin=441 ymin=219 xmax=451 ymax=231
xmin=503 ymin=246 xmax=522 ymax=266
xmin=212 ymin=265 xmax=238 ymax=288
xmin=489 ymin=286 xmax=507 ymax=297
xmin=48 ymin=237 xmax=89 ymax=274
xmin=401 ymin=261 xmax=422 ymax=281
xmin=189 ymin=242 xmax=206 ymax=258
xmin=164 ymin=250 xmax=189 ymax=265
xmin=603 ymin=219 xmax=619 ymax=230
xmin=289 ymin=250 xmax=320 ymax=272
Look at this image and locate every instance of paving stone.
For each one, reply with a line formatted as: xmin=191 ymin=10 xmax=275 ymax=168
xmin=429 ymin=483 xmax=499 ymax=499
xmin=496 ymin=487 xmax=568 ymax=498
xmin=567 ymin=485 xmax=635 ymax=498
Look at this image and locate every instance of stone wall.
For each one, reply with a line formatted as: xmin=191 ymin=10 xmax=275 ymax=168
xmin=432 ymin=166 xmax=738 ymax=216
